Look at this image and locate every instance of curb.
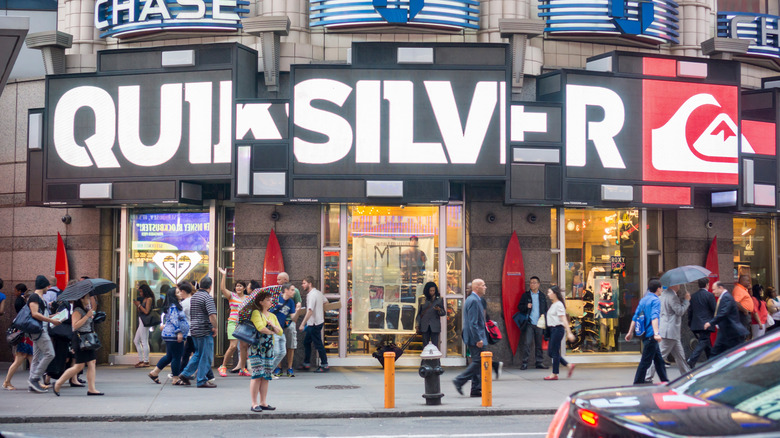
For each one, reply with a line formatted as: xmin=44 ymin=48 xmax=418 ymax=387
xmin=0 ymin=408 xmax=558 ymax=424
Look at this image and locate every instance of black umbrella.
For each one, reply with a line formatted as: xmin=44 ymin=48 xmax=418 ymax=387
xmin=57 ymin=278 xmax=117 ymax=302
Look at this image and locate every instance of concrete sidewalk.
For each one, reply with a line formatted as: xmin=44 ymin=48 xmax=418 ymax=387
xmin=0 ymin=362 xmax=644 ymax=423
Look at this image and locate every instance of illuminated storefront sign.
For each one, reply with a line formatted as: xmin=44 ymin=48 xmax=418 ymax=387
xmin=309 ymin=0 xmax=479 ymax=30
xmin=717 ymin=12 xmax=780 ymax=59
xmin=95 ymin=0 xmax=249 ymax=39
xmin=46 ymin=70 xmax=233 ymax=180
xmin=539 ymin=0 xmax=679 ymax=44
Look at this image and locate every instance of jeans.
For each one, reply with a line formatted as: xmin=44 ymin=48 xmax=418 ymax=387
xmin=453 ymin=344 xmax=483 ymax=394
xmin=421 ymin=327 xmax=440 ymax=349
xmin=181 ymin=335 xmax=214 ymax=386
xmin=633 ymin=336 xmax=668 ymax=384
xmin=30 ymin=330 xmax=55 ymax=382
xmin=303 ymin=323 xmax=327 ymax=366
xmin=687 ymin=330 xmax=712 ymax=368
xmin=271 ymin=334 xmax=287 ymax=370
xmin=547 ymin=326 xmax=569 ymax=375
xmin=156 ymin=340 xmax=185 ymax=377
xmin=521 ymin=325 xmax=544 ymax=365
xmin=181 ymin=337 xmax=214 ymax=379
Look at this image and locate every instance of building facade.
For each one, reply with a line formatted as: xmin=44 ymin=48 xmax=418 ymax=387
xmin=1 ymin=0 xmax=780 ymax=366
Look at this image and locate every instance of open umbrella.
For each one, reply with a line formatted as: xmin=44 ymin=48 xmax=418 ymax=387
xmin=57 ymin=278 xmax=117 ymax=302
xmin=237 ymin=285 xmax=284 ymax=322
xmin=660 ymin=265 xmax=711 ymax=287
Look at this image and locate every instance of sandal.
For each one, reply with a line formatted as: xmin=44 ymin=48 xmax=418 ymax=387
xmin=218 ymin=366 xmax=227 ymax=377
xmin=133 ymin=361 xmax=146 ymax=368
xmin=148 ymin=373 xmax=161 ymax=384
xmin=172 ymin=380 xmax=189 ymax=386
xmin=2 ymin=382 xmax=15 ymax=390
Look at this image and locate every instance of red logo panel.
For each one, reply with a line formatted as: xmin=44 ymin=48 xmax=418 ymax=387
xmin=643 ymin=80 xmax=740 ymax=185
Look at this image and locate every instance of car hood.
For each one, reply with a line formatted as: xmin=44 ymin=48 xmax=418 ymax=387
xmin=571 ymin=384 xmax=780 ymax=437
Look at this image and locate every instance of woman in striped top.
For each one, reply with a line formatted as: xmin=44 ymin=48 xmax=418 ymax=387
xmin=218 ymin=267 xmax=250 ymax=377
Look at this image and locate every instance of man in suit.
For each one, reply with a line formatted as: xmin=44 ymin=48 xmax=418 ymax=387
xmin=687 ymin=277 xmax=716 ymax=368
xmin=518 ymin=276 xmax=549 ymax=370
xmin=453 ymin=279 xmax=488 ymax=398
xmin=646 ymin=282 xmax=690 ymax=381
xmin=705 ymin=281 xmax=749 ymax=358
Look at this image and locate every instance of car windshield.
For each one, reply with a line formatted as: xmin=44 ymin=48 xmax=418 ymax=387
xmin=668 ymin=331 xmax=780 ymax=421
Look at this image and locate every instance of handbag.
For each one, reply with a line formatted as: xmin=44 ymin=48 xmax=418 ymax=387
xmin=536 ymin=315 xmax=547 ymax=330
xmin=140 ymin=309 xmax=161 ymax=327
xmin=512 ymin=311 xmax=529 ymax=330
xmin=12 ymin=304 xmax=42 ymax=335
xmin=6 ymin=328 xmax=23 ymax=346
xmin=767 ymin=314 xmax=775 ymax=328
xmin=485 ymin=320 xmax=502 ymax=345
xmin=76 ymin=331 xmax=101 ymax=351
xmin=232 ymin=321 xmax=259 ymax=345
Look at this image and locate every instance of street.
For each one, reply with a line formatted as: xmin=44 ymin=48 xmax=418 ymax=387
xmin=0 ymin=416 xmax=553 ymax=438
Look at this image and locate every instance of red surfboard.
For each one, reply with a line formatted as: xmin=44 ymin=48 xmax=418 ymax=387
xmin=705 ymin=236 xmax=719 ymax=345
xmin=55 ymin=232 xmax=69 ymax=288
xmin=502 ymin=231 xmax=526 ymax=356
xmin=262 ymin=229 xmax=284 ymax=287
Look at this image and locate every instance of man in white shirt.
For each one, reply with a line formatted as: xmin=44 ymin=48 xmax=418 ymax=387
xmin=298 ymin=276 xmax=329 ymax=373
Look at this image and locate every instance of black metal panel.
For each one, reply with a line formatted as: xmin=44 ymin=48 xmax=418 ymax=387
xmin=404 ymin=180 xmax=447 ymax=203
xmin=545 ymin=165 xmax=562 ymax=200
xmin=293 ymin=179 xmax=364 ymax=199
xmin=46 ymin=184 xmax=78 ymax=201
xmin=27 ymin=150 xmax=43 ymax=204
xmin=113 ymin=181 xmax=176 ymax=201
xmin=252 ymin=144 xmax=288 ymax=170
xmin=510 ymin=164 xmax=545 ymax=200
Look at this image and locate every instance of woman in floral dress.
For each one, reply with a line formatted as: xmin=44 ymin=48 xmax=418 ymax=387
xmin=248 ymin=290 xmax=283 ymax=412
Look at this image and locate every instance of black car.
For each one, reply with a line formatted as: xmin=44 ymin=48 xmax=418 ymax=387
xmin=547 ymin=330 xmax=780 ymax=437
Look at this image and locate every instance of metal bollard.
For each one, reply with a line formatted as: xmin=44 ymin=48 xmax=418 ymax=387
xmin=481 ymin=351 xmax=493 ymax=407
xmin=384 ymin=351 xmax=395 ymax=409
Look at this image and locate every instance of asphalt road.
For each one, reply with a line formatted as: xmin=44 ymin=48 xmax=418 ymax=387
xmin=0 ymin=415 xmax=554 ymax=438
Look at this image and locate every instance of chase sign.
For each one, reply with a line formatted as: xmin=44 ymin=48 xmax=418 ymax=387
xmin=95 ymin=0 xmax=249 ymax=39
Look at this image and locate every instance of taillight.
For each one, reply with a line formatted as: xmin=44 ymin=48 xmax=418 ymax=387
xmin=578 ymin=408 xmax=599 ymax=427
xmin=546 ymin=398 xmax=571 ymax=438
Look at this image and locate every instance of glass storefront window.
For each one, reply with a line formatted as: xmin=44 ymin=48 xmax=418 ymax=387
xmin=564 ymin=209 xmax=641 ymax=353
xmin=125 ymin=210 xmax=210 ymax=355
xmin=734 ymin=217 xmax=773 ymax=288
xmin=323 ymin=250 xmax=339 ymax=295
xmin=551 ymin=209 xmax=559 ymax=249
xmin=324 ymin=204 xmax=340 ymax=248
xmin=446 ymin=252 xmax=463 ymax=295
xmin=446 ymin=205 xmax=463 ymax=248
xmin=345 ymin=205 xmax=443 ymax=356
xmin=446 ymin=298 xmax=463 ymax=356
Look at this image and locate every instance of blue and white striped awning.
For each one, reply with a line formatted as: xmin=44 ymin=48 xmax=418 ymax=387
xmin=309 ymin=0 xmax=479 ymax=30
xmin=717 ymin=12 xmax=780 ymax=59
xmin=538 ymin=0 xmax=679 ymax=44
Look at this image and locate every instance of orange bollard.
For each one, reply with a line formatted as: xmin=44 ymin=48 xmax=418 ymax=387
xmin=384 ymin=351 xmax=395 ymax=409
xmin=481 ymin=351 xmax=493 ymax=407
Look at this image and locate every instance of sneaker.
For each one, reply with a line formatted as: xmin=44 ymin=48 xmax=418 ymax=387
xmin=296 ymin=364 xmax=311 ymax=371
xmin=495 ymin=361 xmax=504 ymax=380
xmin=313 ymin=365 xmax=330 ymax=373
xmin=272 ymin=368 xmax=282 ymax=377
xmin=238 ymin=368 xmax=251 ymax=377
xmin=286 ymin=368 xmax=295 ymax=378
xmin=208 ymin=378 xmax=216 ymax=385
xmin=28 ymin=379 xmax=48 ymax=393
xmin=218 ymin=366 xmax=227 ymax=377
xmin=272 ymin=375 xmax=280 ymax=380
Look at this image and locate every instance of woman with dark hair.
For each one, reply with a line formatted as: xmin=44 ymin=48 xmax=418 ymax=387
xmin=53 ymin=294 xmax=103 ymax=396
xmin=247 ymin=290 xmax=283 ymax=412
xmin=544 ymin=286 xmax=576 ymax=381
xmin=148 ymin=287 xmax=189 ymax=385
xmin=133 ymin=284 xmax=154 ymax=368
xmin=217 ymin=267 xmax=250 ymax=377
xmin=3 ymin=284 xmax=33 ymax=390
xmin=416 ymin=282 xmax=446 ymax=347
xmin=751 ymin=284 xmax=768 ymax=339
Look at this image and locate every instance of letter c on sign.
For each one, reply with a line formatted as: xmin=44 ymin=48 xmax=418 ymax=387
xmin=53 ymin=86 xmax=119 ymax=168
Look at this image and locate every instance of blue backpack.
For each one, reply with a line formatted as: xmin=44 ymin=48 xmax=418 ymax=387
xmin=161 ymin=306 xmax=189 ymax=341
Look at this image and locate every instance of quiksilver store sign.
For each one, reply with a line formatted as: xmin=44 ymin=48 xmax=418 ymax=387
xmin=95 ymin=0 xmax=249 ymax=39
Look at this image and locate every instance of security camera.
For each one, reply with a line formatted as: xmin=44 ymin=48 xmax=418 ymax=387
xmin=270 ymin=211 xmax=281 ymax=221
xmin=705 ymin=220 xmax=714 ymax=229
xmin=527 ymin=213 xmax=538 ymax=224
xmin=486 ymin=213 xmax=496 ymax=223
xmin=61 ymin=215 xmax=72 ymax=225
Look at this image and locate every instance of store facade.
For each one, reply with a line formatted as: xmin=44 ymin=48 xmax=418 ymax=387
xmin=3 ymin=0 xmax=780 ymax=365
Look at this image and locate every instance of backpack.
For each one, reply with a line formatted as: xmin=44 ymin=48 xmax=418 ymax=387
xmin=485 ymin=320 xmax=502 ymax=344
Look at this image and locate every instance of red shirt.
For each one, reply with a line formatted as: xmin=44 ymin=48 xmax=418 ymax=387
xmin=752 ymin=297 xmax=768 ymax=324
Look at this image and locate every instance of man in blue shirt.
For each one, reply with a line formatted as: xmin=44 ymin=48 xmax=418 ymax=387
xmin=271 ymin=283 xmax=297 ymax=377
xmin=518 ymin=276 xmax=549 ymax=370
xmin=625 ymin=278 xmax=668 ymax=384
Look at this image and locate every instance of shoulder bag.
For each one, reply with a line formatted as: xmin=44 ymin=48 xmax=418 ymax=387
xmin=140 ymin=308 xmax=162 ymax=327
xmin=12 ymin=304 xmax=42 ymax=335
xmin=6 ymin=327 xmax=24 ymax=346
xmin=232 ymin=321 xmax=259 ymax=345
xmin=76 ymin=320 xmax=101 ymax=351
